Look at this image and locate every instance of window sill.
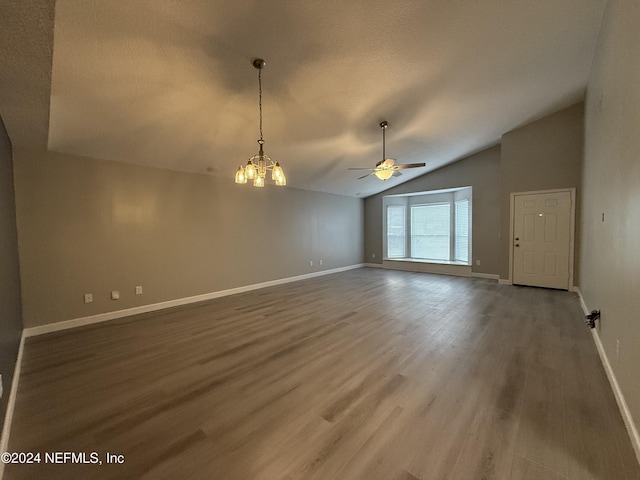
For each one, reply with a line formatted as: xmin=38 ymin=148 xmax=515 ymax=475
xmin=383 ymin=258 xmax=470 ymax=266
xmin=382 ymin=258 xmax=472 ymax=277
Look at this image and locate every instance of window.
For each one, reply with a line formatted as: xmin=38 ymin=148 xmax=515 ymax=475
xmin=455 ymin=199 xmax=469 ymax=262
xmin=411 ymin=203 xmax=451 ymax=261
xmin=386 ymin=205 xmax=405 ymax=258
xmin=383 ymin=187 xmax=472 ymax=264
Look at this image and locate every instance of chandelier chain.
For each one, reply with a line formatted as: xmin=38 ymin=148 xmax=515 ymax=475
xmin=258 ymin=67 xmax=263 ymax=142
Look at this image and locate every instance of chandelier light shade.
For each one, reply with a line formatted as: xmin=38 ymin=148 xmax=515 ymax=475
xmin=234 ymin=166 xmax=247 ymax=184
xmin=235 ymin=59 xmax=286 ymax=187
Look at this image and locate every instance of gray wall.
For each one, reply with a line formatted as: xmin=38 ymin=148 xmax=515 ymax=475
xmin=364 ymin=145 xmax=502 ymax=275
xmin=0 ymin=114 xmax=23 ymax=433
xmin=13 ymin=148 xmax=364 ymax=328
xmin=500 ymin=102 xmax=584 ymax=280
xmin=580 ymin=0 xmax=640 ymax=435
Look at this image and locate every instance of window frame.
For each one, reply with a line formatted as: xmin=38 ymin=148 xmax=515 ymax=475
xmin=382 ymin=187 xmax=472 ymax=265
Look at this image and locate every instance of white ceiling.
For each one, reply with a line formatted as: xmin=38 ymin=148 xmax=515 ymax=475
xmin=2 ymin=0 xmax=606 ymax=197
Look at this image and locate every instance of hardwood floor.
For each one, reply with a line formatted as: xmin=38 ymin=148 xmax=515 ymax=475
xmin=4 ymin=268 xmax=640 ymax=480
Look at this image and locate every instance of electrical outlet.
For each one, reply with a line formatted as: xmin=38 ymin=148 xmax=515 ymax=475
xmin=309 ymin=260 xmax=313 ymax=267
xmin=111 ymin=290 xmax=120 ymax=300
xmin=84 ymin=293 xmax=93 ymax=304
xmin=135 ymin=286 xmax=143 ymax=295
xmin=319 ymin=259 xmax=323 ymax=266
xmin=475 ymin=260 xmax=481 ymax=266
xmin=372 ymin=253 xmax=376 ymax=258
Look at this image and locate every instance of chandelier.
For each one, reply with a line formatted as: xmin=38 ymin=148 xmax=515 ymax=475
xmin=234 ymin=59 xmax=286 ymax=187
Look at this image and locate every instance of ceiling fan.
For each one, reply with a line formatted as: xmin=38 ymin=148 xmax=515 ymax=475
xmin=348 ymin=121 xmax=426 ymax=180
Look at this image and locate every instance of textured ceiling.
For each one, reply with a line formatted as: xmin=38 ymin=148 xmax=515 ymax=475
xmin=1 ymin=0 xmax=606 ymax=197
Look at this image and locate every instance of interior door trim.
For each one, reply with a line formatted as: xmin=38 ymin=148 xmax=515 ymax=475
xmin=508 ymin=188 xmax=576 ymax=289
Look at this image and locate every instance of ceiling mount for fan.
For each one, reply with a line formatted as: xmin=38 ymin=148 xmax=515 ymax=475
xmin=348 ymin=121 xmax=426 ymax=180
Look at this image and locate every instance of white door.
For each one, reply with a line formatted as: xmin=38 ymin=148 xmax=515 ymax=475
xmin=512 ymin=191 xmax=572 ymax=289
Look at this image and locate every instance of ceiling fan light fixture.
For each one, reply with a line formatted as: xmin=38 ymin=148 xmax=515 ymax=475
xmin=380 ymin=158 xmax=395 ymax=168
xmin=347 ymin=120 xmax=426 ymax=181
xmin=372 ymin=122 xmax=396 ymax=181
xmin=374 ymin=169 xmax=394 ymax=180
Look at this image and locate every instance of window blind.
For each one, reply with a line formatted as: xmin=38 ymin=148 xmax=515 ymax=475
xmin=411 ymin=203 xmax=451 ymax=260
xmin=455 ymin=199 xmax=469 ymax=262
xmin=386 ymin=205 xmax=406 ymax=258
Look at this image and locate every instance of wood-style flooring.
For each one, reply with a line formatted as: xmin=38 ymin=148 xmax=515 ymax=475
xmin=4 ymin=268 xmax=640 ymax=480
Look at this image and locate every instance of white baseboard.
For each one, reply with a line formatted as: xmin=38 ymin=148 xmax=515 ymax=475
xmin=498 ymin=278 xmax=512 ymax=285
xmin=363 ymin=262 xmax=383 ymax=268
xmin=573 ymin=286 xmax=589 ymax=313
xmin=470 ymin=272 xmax=500 ymax=280
xmin=0 ymin=332 xmax=26 ymax=480
xmin=24 ymin=264 xmax=365 ymax=338
xmin=575 ymin=289 xmax=640 ymax=466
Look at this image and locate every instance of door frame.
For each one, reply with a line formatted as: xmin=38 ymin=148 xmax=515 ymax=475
xmin=508 ymin=188 xmax=576 ymax=290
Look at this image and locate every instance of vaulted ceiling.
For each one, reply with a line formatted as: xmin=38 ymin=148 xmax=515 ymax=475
xmin=1 ymin=0 xmax=605 ymax=197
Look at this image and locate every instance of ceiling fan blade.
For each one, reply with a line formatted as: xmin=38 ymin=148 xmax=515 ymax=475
xmin=392 ymin=171 xmax=403 ymax=177
xmin=347 ymin=167 xmax=375 ymax=171
xmin=394 ymin=162 xmax=426 ymax=170
xmin=357 ymin=172 xmax=374 ymax=179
